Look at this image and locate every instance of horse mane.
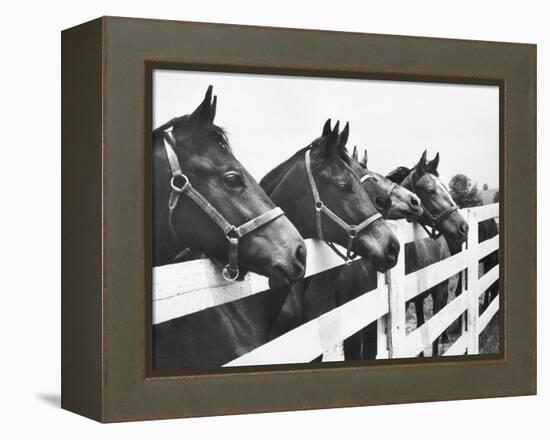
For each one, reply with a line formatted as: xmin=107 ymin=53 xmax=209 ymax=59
xmin=153 ymin=115 xmax=232 ymax=153
xmin=260 ymin=145 xmax=311 ymax=195
xmin=386 ymin=164 xmax=440 ymax=184
xmin=260 ymin=142 xmax=350 ymax=195
xmin=386 ymin=166 xmax=412 ymax=184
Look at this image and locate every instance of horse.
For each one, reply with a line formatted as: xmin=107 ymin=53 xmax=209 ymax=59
xmin=298 ymin=150 xmax=469 ymax=360
xmin=152 ymin=86 xmax=308 ymax=369
xmin=260 ymin=119 xmax=400 ymax=270
xmin=269 ymin=144 xmax=424 ymax=359
xmin=353 ymin=146 xmax=423 ymax=222
xmin=153 ymin=85 xmax=306 ymax=287
xmin=384 ymin=150 xmax=469 ymax=356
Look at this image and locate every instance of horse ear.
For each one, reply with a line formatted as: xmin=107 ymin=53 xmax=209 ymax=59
xmin=322 ymin=118 xmax=332 ymax=136
xmin=189 ymin=85 xmax=214 ymax=124
xmin=361 ymin=149 xmax=368 ymax=168
xmin=427 ymin=152 xmax=440 ymax=172
xmin=209 ymin=95 xmax=217 ymax=123
xmin=321 ymin=120 xmax=340 ymax=157
xmin=352 ymin=145 xmax=358 ymax=160
xmin=338 ymin=122 xmax=350 ymax=147
xmin=418 ymin=150 xmax=428 ymax=170
xmin=414 ymin=150 xmax=428 ymax=177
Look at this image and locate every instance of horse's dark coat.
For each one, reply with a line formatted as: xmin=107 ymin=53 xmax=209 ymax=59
xmin=153 ymin=87 xmax=307 ymax=369
xmin=269 ymin=146 xmax=424 ymax=358
xmin=154 ymin=118 xmax=397 ymax=369
xmin=272 ymin=151 xmax=468 ymax=360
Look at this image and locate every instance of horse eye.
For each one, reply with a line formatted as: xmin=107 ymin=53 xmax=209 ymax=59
xmin=224 ymin=172 xmax=244 ymax=188
xmin=338 ymin=182 xmax=354 ymax=193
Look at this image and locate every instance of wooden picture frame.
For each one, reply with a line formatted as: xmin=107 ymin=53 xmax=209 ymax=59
xmin=61 ymin=16 xmax=536 ymax=422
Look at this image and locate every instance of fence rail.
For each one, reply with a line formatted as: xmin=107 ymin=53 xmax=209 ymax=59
xmin=153 ymin=203 xmax=500 ymax=365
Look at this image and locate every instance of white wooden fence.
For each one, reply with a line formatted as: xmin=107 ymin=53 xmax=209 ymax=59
xmin=153 ymin=203 xmax=500 ymax=366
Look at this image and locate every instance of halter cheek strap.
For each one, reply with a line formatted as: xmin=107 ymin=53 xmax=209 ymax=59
xmin=162 ymin=131 xmax=285 ymax=281
xmin=420 ymin=204 xmax=459 ymax=239
xmin=305 ymin=149 xmax=382 ymax=264
xmin=360 ymin=173 xmax=397 ymax=216
xmin=404 ymin=174 xmax=458 ymax=240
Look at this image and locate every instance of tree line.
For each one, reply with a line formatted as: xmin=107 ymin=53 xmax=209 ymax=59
xmin=448 ymin=174 xmax=499 ymax=208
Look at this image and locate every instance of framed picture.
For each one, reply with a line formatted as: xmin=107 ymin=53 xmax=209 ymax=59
xmin=62 ymin=16 xmax=536 ymax=422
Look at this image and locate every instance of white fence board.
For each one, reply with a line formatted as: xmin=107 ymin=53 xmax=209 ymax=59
xmin=443 ymin=333 xmax=468 ymax=356
xmin=389 ymin=220 xmax=429 ymax=244
xmin=153 ymin=204 xmax=500 ymax=363
xmin=477 ymin=235 xmax=499 ymax=260
xmin=376 ymin=271 xmax=390 ymax=359
xmin=404 ymin=251 xmax=468 ymax=302
xmin=478 ymin=265 xmax=499 ymax=295
xmin=387 ymin=234 xmax=407 ymax=358
xmin=478 ymin=295 xmax=500 ymax=335
xmin=401 ymin=293 xmax=470 ymax=358
xmin=473 ymin=203 xmax=499 ymax=222
xmin=225 ymin=286 xmax=388 ymax=366
xmin=153 ymin=239 xmax=362 ymax=324
xmin=466 ymin=209 xmax=480 ymax=354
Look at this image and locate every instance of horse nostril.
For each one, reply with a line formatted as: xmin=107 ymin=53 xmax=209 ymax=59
xmin=376 ymin=196 xmax=391 ymax=211
xmin=410 ymin=197 xmax=419 ymax=207
xmin=387 ymin=239 xmax=400 ymax=260
xmin=295 ymin=243 xmax=307 ymax=268
xmin=459 ymin=222 xmax=469 ymax=235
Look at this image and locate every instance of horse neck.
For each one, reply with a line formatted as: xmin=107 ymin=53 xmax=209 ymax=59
xmin=153 ymin=138 xmax=184 ymax=266
xmin=265 ymin=157 xmax=317 ymax=239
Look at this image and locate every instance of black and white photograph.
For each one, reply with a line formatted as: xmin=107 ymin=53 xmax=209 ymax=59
xmin=151 ymin=69 xmax=500 ymax=370
xmin=1 ymin=0 xmax=544 ymax=433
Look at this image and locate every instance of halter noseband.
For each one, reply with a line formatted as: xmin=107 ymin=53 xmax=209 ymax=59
xmin=408 ymin=176 xmax=458 ymax=240
xmin=161 ymin=129 xmax=285 ymax=281
xmin=305 ymin=149 xmax=382 ymax=264
xmin=359 ymin=172 xmax=397 ymax=216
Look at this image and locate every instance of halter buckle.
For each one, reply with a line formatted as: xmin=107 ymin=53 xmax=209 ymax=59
xmin=225 ymin=226 xmax=241 ymax=240
xmin=315 ymin=201 xmax=323 ymax=212
xmin=360 ymin=174 xmax=375 ymax=183
xmin=348 ymin=228 xmax=358 ymax=238
xmin=222 ymin=265 xmax=240 ymax=282
xmin=170 ymin=173 xmax=190 ymax=193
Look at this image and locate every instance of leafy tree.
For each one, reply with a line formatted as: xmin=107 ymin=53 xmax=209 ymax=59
xmin=448 ymin=174 xmax=482 ymax=208
xmin=493 ymin=190 xmax=499 ymax=203
xmin=483 ymin=183 xmax=489 ymax=191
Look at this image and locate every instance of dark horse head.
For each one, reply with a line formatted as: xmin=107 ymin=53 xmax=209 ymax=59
xmin=153 ymin=86 xmax=307 ymax=289
xmin=387 ymin=150 xmax=468 ymax=251
xmin=349 ymin=144 xmax=423 ymax=221
xmin=261 ymin=119 xmax=399 ymax=272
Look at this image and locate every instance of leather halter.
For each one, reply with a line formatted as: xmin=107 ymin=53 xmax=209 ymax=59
xmin=360 ymin=172 xmax=397 ymax=216
xmin=419 ymin=204 xmax=458 ymax=239
xmin=305 ymin=149 xmax=382 ymax=264
xmin=161 ymin=130 xmax=285 ymax=281
xmin=409 ymin=176 xmax=458 ymax=240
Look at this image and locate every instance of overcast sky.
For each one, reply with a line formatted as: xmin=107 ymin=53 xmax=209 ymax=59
xmin=154 ymin=70 xmax=499 ymax=189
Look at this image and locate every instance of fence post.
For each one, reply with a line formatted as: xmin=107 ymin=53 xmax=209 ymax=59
xmin=466 ymin=209 xmax=479 ymax=354
xmin=387 ymin=224 xmax=407 ymax=358
xmin=460 ymin=244 xmax=468 ymax=354
xmin=376 ymin=272 xmax=389 ymax=359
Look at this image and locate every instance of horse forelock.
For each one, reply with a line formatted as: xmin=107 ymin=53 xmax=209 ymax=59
xmin=387 ymin=162 xmax=441 ymax=186
xmin=386 ymin=166 xmax=412 ymax=183
xmin=154 ymin=116 xmax=232 ymax=154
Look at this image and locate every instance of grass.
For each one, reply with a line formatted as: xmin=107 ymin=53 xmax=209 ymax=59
xmin=405 ymin=271 xmax=499 ymax=357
